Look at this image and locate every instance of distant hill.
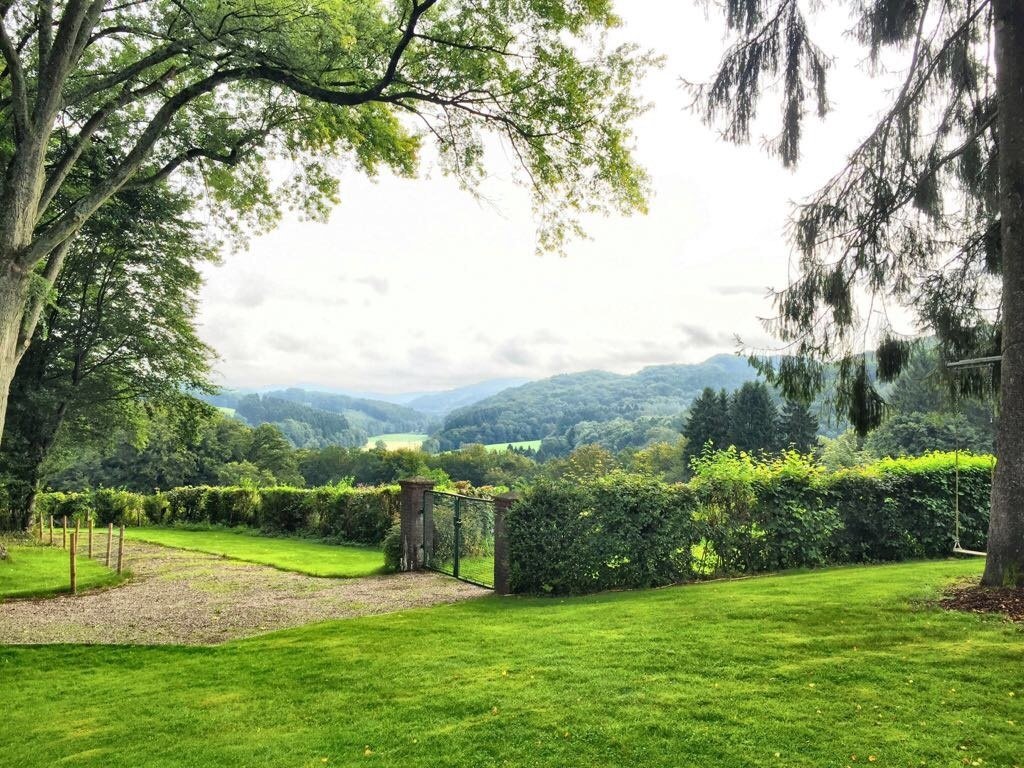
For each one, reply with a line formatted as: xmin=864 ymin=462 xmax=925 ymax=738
xmin=201 ymin=388 xmax=434 ymax=447
xmin=404 ymin=378 xmax=531 ymax=416
xmin=234 ymin=394 xmax=362 ymax=448
xmin=435 ymin=354 xmax=759 ymax=449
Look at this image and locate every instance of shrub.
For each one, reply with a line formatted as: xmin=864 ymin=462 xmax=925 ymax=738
xmin=36 ymin=492 xmax=92 ymax=525
xmin=92 ymin=489 xmax=146 ymax=526
xmin=164 ymin=487 xmax=210 ymax=524
xmin=143 ymin=493 xmax=170 ymax=524
xmin=509 ymin=472 xmax=699 ymax=595
xmin=312 ymin=486 xmax=400 ymax=544
xmin=382 ymin=523 xmax=402 ymax=571
xmin=508 ymin=451 xmax=993 ymax=595
xmin=202 ymin=487 xmax=260 ymax=527
xmin=257 ymin=488 xmax=316 ymax=532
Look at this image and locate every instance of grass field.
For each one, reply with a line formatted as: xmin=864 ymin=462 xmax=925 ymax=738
xmin=4 ymin=559 xmax=1021 ymax=767
xmin=484 ymin=439 xmax=542 ymax=452
xmin=0 ymin=543 xmax=122 ymax=600
xmin=123 ymin=527 xmax=385 ymax=578
xmin=364 ymin=433 xmax=428 ymax=450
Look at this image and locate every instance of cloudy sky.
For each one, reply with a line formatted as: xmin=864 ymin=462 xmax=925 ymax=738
xmin=197 ymin=2 xmax=905 ymax=394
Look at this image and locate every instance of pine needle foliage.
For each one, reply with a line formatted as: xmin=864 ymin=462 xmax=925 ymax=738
xmin=690 ymin=0 xmax=1003 ymax=432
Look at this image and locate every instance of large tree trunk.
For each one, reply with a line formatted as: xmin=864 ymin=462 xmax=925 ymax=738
xmin=985 ymin=0 xmax=1024 ymax=588
xmin=0 ymin=265 xmax=30 ymax=452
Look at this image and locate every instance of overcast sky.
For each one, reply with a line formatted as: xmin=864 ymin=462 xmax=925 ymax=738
xmin=196 ymin=2 xmax=905 ymax=394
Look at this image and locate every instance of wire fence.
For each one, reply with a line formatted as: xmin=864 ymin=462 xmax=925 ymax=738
xmin=423 ymin=491 xmax=495 ymax=588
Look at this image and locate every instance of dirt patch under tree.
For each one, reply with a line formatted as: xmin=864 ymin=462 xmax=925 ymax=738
xmin=941 ymin=582 xmax=1024 ymax=623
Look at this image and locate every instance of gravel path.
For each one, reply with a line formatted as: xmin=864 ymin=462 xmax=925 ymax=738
xmin=0 ymin=540 xmax=487 ymax=646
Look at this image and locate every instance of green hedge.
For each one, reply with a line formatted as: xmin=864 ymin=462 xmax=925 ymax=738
xmin=34 ymin=484 xmax=399 ymax=545
xmin=509 ymin=472 xmax=701 ymax=595
xmin=508 ymin=452 xmax=993 ymax=595
xmin=35 ymin=490 xmax=144 ymax=526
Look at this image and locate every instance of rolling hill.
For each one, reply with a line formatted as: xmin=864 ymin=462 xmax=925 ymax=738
xmin=435 ymin=354 xmax=759 ymax=450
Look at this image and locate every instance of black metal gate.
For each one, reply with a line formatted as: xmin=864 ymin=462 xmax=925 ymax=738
xmin=422 ymin=490 xmax=495 ymax=588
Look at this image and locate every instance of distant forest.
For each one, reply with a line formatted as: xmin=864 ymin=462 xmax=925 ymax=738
xmin=192 ymin=350 xmax=996 ymax=463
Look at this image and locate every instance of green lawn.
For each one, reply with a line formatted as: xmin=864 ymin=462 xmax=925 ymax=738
xmin=123 ymin=527 xmax=385 ymax=578
xmin=4 ymin=559 xmax=1022 ymax=767
xmin=0 ymin=543 xmax=122 ymax=600
xmin=364 ymin=433 xmax=428 ymax=450
xmin=484 ymin=439 xmax=542 ymax=452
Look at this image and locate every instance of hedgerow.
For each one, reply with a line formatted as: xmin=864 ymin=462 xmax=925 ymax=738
xmin=507 ymin=451 xmax=993 ymax=595
xmin=34 ymin=489 xmax=144 ymax=526
xmin=509 ymin=472 xmax=700 ymax=595
xmin=35 ymin=484 xmax=400 ymax=546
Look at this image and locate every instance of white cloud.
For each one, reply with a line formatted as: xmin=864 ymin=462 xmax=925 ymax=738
xmin=196 ymin=3 xmax=902 ymax=393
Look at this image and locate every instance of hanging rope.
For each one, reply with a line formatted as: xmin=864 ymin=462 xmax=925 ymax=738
xmin=947 ymin=360 xmax=992 ymax=558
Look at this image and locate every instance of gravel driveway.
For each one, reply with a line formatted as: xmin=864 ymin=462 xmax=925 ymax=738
xmin=0 ymin=540 xmax=487 ymax=646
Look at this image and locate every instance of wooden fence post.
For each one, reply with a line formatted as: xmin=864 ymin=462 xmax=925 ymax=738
xmin=116 ymin=523 xmax=125 ymax=574
xmin=49 ymin=515 xmax=54 ymax=545
xmin=88 ymin=518 xmax=93 ymax=558
xmin=37 ymin=511 xmax=43 ymax=542
xmin=69 ymin=533 xmax=77 ymax=594
xmin=106 ymin=523 xmax=113 ymax=567
xmin=62 ymin=516 xmax=67 ymax=549
xmin=74 ymin=518 xmax=80 ymax=554
xmin=493 ymin=493 xmax=518 ymax=596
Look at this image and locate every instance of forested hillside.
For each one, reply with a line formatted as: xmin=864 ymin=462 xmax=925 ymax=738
xmin=201 ymin=388 xmax=435 ymax=447
xmin=233 ymin=395 xmax=363 ymax=449
xmin=436 ymin=355 xmax=757 ymax=450
xmin=404 ymin=379 xmax=531 ymax=416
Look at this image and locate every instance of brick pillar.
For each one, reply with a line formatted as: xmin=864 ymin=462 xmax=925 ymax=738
xmin=493 ymin=493 xmax=518 ymax=595
xmin=398 ymin=478 xmax=435 ymax=571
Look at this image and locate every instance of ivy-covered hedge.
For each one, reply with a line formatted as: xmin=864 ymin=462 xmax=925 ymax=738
xmin=508 ymin=452 xmax=993 ymax=595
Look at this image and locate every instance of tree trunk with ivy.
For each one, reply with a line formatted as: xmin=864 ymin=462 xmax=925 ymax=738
xmin=986 ymin=0 xmax=1024 ymax=588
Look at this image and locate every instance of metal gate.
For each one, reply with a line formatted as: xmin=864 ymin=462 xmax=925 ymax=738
xmin=422 ymin=490 xmax=495 ymax=588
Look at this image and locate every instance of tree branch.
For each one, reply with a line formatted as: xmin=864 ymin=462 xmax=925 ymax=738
xmin=0 ymin=17 xmax=30 ymax=138
xmin=39 ymin=65 xmax=182 ymax=214
xmin=15 ymin=238 xmax=72 ymax=366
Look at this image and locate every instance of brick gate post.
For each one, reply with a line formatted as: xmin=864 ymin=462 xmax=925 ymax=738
xmin=493 ymin=493 xmax=518 ymax=595
xmin=398 ymin=477 xmax=435 ymax=571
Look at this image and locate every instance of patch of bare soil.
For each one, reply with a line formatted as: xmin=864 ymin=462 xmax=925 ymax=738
xmin=941 ymin=582 xmax=1024 ymax=623
xmin=0 ymin=540 xmax=486 ymax=646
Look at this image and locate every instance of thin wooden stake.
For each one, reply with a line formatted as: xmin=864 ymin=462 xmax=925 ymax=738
xmin=74 ymin=518 xmax=80 ymax=554
xmin=116 ymin=523 xmax=125 ymax=574
xmin=62 ymin=516 xmax=67 ymax=549
xmin=70 ymin=533 xmax=77 ymax=594
xmin=88 ymin=518 xmax=93 ymax=558
xmin=106 ymin=523 xmax=113 ymax=566
xmin=49 ymin=515 xmax=53 ymax=545
xmin=37 ymin=511 xmax=43 ymax=542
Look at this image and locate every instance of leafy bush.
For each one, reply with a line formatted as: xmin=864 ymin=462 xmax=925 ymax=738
xmin=257 ymin=488 xmax=316 ymax=531
xmin=92 ymin=489 xmax=146 ymax=526
xmin=164 ymin=486 xmax=210 ymax=524
xmin=508 ymin=451 xmax=993 ymax=595
xmin=36 ymin=492 xmax=92 ymax=525
xmin=382 ymin=523 xmax=402 ymax=572
xmin=202 ymin=487 xmax=261 ymax=527
xmin=38 ymin=483 xmax=399 ymax=544
xmin=143 ymin=493 xmax=170 ymax=524
xmin=509 ymin=472 xmax=699 ymax=595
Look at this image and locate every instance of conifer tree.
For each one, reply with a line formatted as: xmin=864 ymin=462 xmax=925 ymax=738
xmin=728 ymin=382 xmax=780 ymax=454
xmin=692 ymin=0 xmax=1024 ymax=586
xmin=683 ymin=387 xmax=731 ymax=457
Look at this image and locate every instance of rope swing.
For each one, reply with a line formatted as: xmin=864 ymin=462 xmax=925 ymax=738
xmin=946 ymin=355 xmax=1001 ymax=558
